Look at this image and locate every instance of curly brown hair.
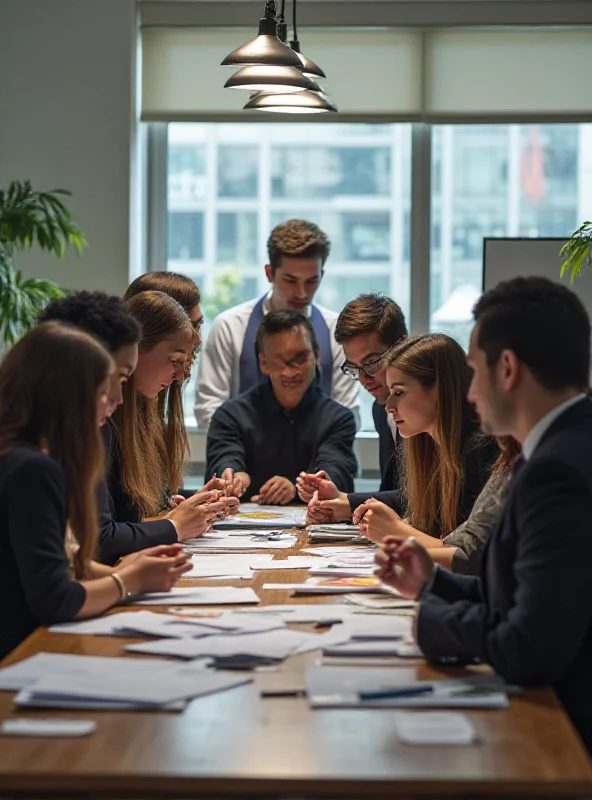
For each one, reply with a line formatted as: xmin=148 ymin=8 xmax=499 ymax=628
xmin=267 ymin=219 xmax=331 ymax=273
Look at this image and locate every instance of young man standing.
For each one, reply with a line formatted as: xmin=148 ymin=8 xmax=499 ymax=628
xmin=196 ymin=219 xmax=360 ymax=432
xmin=375 ymin=276 xmax=592 ymax=753
xmin=205 ymin=310 xmax=357 ymax=504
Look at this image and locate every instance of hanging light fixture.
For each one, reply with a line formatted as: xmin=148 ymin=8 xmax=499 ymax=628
xmin=289 ymin=40 xmax=326 ymax=80
xmin=221 ymin=1 xmax=302 ymax=69
xmin=224 ymin=65 xmax=321 ymax=94
xmin=244 ymin=91 xmax=337 ymax=114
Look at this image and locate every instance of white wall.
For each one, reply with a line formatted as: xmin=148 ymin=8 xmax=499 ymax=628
xmin=0 ymin=0 xmax=138 ymax=296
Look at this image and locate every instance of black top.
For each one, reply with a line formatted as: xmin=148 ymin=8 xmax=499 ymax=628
xmin=417 ymin=397 xmax=592 ymax=754
xmin=97 ymin=422 xmax=176 ymax=566
xmin=348 ymin=429 xmax=499 ymax=538
xmin=205 ymin=380 xmax=358 ymax=501
xmin=372 ymin=400 xmax=400 ymax=492
xmin=0 ymin=447 xmax=86 ymax=660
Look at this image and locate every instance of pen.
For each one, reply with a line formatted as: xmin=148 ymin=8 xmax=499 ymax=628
xmin=313 ymin=619 xmax=343 ymax=628
xmin=359 ymin=685 xmax=433 ymax=701
xmin=260 ymin=689 xmax=306 ymax=698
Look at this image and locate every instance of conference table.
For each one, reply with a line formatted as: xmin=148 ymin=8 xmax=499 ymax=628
xmin=0 ymin=528 xmax=591 ymax=799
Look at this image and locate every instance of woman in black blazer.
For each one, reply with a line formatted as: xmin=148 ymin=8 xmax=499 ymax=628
xmin=0 ymin=322 xmax=191 ymax=660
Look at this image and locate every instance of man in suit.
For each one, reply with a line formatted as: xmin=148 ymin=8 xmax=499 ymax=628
xmin=375 ymin=276 xmax=592 ymax=753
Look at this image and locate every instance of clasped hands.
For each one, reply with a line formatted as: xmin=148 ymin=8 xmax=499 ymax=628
xmin=220 ymin=468 xmax=296 ymax=505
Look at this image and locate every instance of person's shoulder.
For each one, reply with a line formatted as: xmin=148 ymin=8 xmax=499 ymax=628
xmin=0 ymin=447 xmax=63 ymax=488
xmin=316 ymin=389 xmax=356 ymax=424
xmin=212 ymin=297 xmax=260 ymax=328
xmin=313 ymin=303 xmax=339 ymax=325
xmin=211 ymin=385 xmax=260 ymax=422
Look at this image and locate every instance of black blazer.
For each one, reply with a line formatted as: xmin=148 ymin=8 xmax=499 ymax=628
xmin=372 ymin=400 xmax=399 ymax=492
xmin=97 ymin=422 xmax=176 ymax=565
xmin=0 ymin=448 xmax=86 ymax=660
xmin=417 ymin=397 xmax=592 ymax=753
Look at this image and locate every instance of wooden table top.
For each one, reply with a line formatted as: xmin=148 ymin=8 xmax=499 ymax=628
xmin=0 ymin=529 xmax=591 ymax=799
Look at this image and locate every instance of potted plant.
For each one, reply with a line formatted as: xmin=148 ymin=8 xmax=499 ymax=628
xmin=560 ymin=221 xmax=592 ymax=284
xmin=0 ymin=180 xmax=86 ymax=345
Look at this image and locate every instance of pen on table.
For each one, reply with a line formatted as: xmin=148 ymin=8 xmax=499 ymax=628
xmin=359 ymin=685 xmax=433 ymax=701
xmin=313 ymin=619 xmax=343 ymax=628
xmin=260 ymin=689 xmax=306 ymax=698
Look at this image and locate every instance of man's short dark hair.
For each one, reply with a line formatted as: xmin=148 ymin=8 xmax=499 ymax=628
xmin=255 ymin=309 xmax=319 ymax=356
xmin=267 ymin=219 xmax=331 ymax=273
xmin=335 ymin=293 xmax=408 ymax=348
xmin=473 ymin=276 xmax=590 ymax=392
xmin=38 ymin=291 xmax=141 ymax=355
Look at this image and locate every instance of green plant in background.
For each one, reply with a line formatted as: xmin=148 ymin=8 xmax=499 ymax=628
xmin=560 ymin=221 xmax=592 ymax=284
xmin=202 ymin=266 xmax=242 ymax=321
xmin=0 ymin=180 xmax=87 ymax=345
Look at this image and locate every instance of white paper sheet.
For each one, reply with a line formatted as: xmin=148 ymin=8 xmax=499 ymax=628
xmin=251 ymin=557 xmax=315 ymax=570
xmin=231 ymin=603 xmax=358 ymax=623
xmin=348 ymin=616 xmax=414 ymax=640
xmin=133 ymin=586 xmax=260 ymax=605
xmin=305 ymin=667 xmax=510 ymax=709
xmin=125 ymin=628 xmax=312 ymax=661
xmin=183 ymin=534 xmax=297 ymax=551
xmin=263 ymin=578 xmax=382 ymax=594
xmin=183 ymin=553 xmax=274 ymax=578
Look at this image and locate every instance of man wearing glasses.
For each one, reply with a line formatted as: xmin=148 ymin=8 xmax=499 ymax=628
xmin=205 ymin=310 xmax=357 ymax=504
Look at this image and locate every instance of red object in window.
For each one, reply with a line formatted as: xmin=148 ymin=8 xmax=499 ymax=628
xmin=520 ymin=126 xmax=546 ymax=205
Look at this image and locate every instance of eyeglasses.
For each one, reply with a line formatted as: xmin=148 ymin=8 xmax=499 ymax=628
xmin=341 ymin=351 xmax=388 ymax=381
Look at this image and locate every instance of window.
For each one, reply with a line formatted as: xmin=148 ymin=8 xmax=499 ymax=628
xmin=165 ymin=122 xmax=412 ymax=430
xmin=430 ymin=124 xmax=592 ymax=350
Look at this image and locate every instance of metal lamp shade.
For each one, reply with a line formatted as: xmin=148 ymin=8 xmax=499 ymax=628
xmin=290 ymin=44 xmax=326 ymax=79
xmin=244 ymin=90 xmax=338 ymax=114
xmin=222 ymin=34 xmax=303 ymax=68
xmin=224 ymin=65 xmax=321 ymax=93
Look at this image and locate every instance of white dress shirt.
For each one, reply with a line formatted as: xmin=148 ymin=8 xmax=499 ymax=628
xmin=522 ymin=394 xmax=586 ymax=460
xmin=195 ymin=293 xmax=360 ymax=432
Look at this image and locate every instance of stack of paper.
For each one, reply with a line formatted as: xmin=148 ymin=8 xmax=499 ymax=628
xmin=133 ymin=586 xmax=260 ymax=605
xmin=307 ymin=524 xmax=368 ymax=543
xmin=305 ymin=666 xmax=510 ymax=709
xmin=213 ymin=503 xmax=307 ymax=530
xmin=50 ymin=610 xmax=284 ymax=639
xmin=184 ymin=553 xmax=274 ymax=579
xmin=0 ymin=652 xmax=251 ymax=710
xmin=183 ymin=532 xmax=297 ymax=551
xmin=263 ymin=576 xmax=384 ymax=594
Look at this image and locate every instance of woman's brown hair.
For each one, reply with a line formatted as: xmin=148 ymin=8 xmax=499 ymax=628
xmin=0 ymin=322 xmax=112 ymax=578
xmin=124 ymin=273 xmax=201 ymax=502
xmin=384 ymin=333 xmax=479 ymax=537
xmin=492 ymin=435 xmax=521 ymax=478
xmin=112 ymin=291 xmax=193 ymax=516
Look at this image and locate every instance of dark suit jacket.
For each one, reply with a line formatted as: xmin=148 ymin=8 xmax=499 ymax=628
xmin=372 ymin=400 xmax=399 ymax=492
xmin=97 ymin=422 xmax=176 ymax=565
xmin=417 ymin=397 xmax=592 ymax=753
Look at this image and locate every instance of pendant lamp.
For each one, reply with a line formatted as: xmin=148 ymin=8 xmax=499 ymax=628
xmin=224 ymin=65 xmax=321 ymax=94
xmin=221 ymin=1 xmax=302 ymax=69
xmin=244 ymin=91 xmax=337 ymax=114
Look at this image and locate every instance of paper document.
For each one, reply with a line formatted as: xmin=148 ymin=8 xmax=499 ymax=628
xmin=184 ymin=553 xmax=273 ymax=578
xmin=305 ymin=667 xmax=510 ymax=709
xmin=183 ymin=533 xmax=297 ymax=551
xmin=133 ymin=586 xmax=260 ymax=606
xmin=213 ymin=503 xmax=307 ymax=529
xmin=125 ymin=628 xmax=313 ymax=661
xmin=251 ymin=556 xmax=315 ymax=570
xmin=232 ymin=603 xmax=358 ymax=623
xmin=263 ymin=577 xmax=384 ymax=594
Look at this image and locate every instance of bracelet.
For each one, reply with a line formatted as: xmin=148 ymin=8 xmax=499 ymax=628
xmin=111 ymin=572 xmax=133 ymax=603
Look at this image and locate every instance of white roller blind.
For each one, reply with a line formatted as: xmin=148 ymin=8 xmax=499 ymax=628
xmin=141 ymin=28 xmax=423 ymax=120
xmin=142 ymin=26 xmax=592 ymax=122
xmin=424 ymin=28 xmax=592 ymax=119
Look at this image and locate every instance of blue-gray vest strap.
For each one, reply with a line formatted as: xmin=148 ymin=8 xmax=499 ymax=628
xmin=238 ymin=296 xmax=333 ymax=396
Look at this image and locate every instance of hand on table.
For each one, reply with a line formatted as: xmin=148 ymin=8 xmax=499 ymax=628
xmin=354 ymin=497 xmax=405 ymax=544
xmin=221 ymin=468 xmax=251 ymax=499
xmin=166 ymin=490 xmax=238 ymax=541
xmin=118 ymin=547 xmax=192 ymax=594
xmin=252 ymin=476 xmax=296 ymax=505
xmin=307 ymin=489 xmax=351 ymax=523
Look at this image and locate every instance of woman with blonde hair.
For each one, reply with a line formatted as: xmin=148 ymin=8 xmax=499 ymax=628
xmin=306 ymin=334 xmax=498 ymax=545
xmin=0 ymin=322 xmax=192 ymax=660
xmin=104 ymin=291 xmax=235 ymax=562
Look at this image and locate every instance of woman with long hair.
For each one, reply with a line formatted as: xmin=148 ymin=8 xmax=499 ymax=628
xmin=124 ymin=272 xmax=203 ymax=501
xmin=0 ymin=322 xmax=191 ymax=660
xmin=109 ymin=290 xmax=233 ymax=528
xmin=306 ymin=334 xmax=498 ymax=543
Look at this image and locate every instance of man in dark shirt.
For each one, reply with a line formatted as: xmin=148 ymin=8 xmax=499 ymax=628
xmin=375 ymin=276 xmax=592 ymax=754
xmin=205 ymin=310 xmax=357 ymax=504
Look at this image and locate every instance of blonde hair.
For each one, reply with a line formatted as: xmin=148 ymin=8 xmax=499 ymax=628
xmin=384 ymin=334 xmax=478 ymax=536
xmin=112 ymin=291 xmax=193 ymax=516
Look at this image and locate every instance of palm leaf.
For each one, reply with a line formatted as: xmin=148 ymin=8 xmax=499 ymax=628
xmin=560 ymin=221 xmax=592 ymax=283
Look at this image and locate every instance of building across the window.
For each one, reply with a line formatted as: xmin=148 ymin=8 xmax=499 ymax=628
xmin=164 ymin=121 xmax=592 ymax=428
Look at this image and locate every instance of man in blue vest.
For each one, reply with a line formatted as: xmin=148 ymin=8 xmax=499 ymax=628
xmin=196 ymin=219 xmax=360 ymax=432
